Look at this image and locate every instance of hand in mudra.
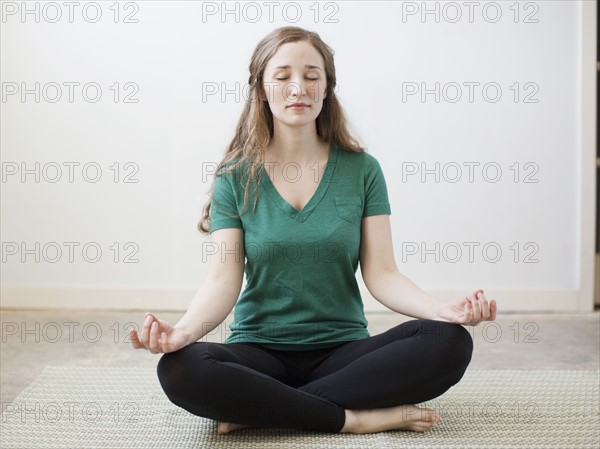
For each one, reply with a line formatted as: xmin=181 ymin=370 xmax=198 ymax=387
xmin=129 ymin=312 xmax=191 ymax=354
xmin=434 ymin=289 xmax=497 ymax=326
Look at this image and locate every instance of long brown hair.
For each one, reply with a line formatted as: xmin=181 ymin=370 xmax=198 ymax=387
xmin=197 ymin=26 xmax=365 ymax=235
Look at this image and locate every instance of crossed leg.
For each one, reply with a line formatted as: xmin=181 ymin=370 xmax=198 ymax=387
xmin=156 ymin=319 xmax=473 ymax=434
xmin=156 ymin=339 xmax=348 ymax=433
xmin=294 ymin=319 xmax=474 ymax=433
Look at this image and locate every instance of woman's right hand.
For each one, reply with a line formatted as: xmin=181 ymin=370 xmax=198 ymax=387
xmin=129 ymin=312 xmax=192 ymax=354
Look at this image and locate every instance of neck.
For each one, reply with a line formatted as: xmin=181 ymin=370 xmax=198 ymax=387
xmin=265 ymin=127 xmax=327 ymax=166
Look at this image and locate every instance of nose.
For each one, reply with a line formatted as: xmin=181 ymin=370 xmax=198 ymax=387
xmin=285 ymin=76 xmax=308 ymax=99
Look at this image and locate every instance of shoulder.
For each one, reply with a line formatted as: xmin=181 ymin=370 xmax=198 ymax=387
xmin=216 ymin=156 xmax=251 ymax=187
xmin=334 ymin=147 xmax=386 ymax=181
xmin=360 ymin=151 xmax=385 ymax=178
xmin=218 ymin=156 xmax=243 ymax=175
xmin=361 ymin=151 xmax=388 ymax=188
xmin=362 ymin=150 xmax=383 ymax=166
xmin=337 ymin=146 xmax=381 ymax=165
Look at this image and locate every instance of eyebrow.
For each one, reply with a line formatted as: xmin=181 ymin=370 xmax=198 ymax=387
xmin=272 ymin=65 xmax=322 ymax=71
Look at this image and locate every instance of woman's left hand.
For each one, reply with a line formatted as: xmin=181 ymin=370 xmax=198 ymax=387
xmin=434 ymin=289 xmax=497 ymax=326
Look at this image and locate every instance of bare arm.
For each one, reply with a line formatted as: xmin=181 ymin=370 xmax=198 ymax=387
xmin=174 ymin=227 xmax=245 ymax=345
xmin=360 ymin=215 xmax=496 ymax=324
xmin=364 ymin=269 xmax=443 ymax=320
xmin=360 ymin=215 xmax=443 ymax=320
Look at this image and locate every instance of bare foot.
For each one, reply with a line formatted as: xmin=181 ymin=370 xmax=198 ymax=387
xmin=217 ymin=421 xmax=254 ymax=435
xmin=342 ymin=404 xmax=441 ymax=434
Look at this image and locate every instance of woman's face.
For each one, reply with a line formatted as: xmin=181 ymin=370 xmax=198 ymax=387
xmin=261 ymin=41 xmax=327 ymax=127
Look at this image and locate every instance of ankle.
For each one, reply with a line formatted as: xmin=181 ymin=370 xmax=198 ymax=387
xmin=340 ymin=409 xmax=362 ymax=433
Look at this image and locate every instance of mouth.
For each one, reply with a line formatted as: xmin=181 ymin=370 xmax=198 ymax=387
xmin=287 ymin=103 xmax=309 ymax=109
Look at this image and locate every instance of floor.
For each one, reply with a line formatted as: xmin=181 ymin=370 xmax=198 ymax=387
xmin=1 ymin=309 xmax=599 ymax=405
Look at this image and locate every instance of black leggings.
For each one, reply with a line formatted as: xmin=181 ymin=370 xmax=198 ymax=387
xmin=156 ymin=319 xmax=474 ymax=433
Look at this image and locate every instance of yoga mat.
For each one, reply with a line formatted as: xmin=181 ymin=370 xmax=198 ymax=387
xmin=1 ymin=366 xmax=598 ymax=448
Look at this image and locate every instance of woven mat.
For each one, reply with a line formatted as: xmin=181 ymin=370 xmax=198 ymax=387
xmin=1 ymin=366 xmax=598 ymax=449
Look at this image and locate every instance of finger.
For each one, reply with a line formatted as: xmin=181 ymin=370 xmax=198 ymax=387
xmin=490 ymin=299 xmax=497 ymax=320
xmin=140 ymin=315 xmax=153 ymax=348
xmin=149 ymin=321 xmax=160 ymax=353
xmin=467 ymin=302 xmax=477 ymax=326
xmin=468 ymin=292 xmax=481 ymax=321
xmin=160 ymin=331 xmax=169 ymax=352
xmin=129 ymin=328 xmax=143 ymax=349
xmin=464 ymin=302 xmax=472 ymax=324
xmin=477 ymin=291 xmax=491 ymax=320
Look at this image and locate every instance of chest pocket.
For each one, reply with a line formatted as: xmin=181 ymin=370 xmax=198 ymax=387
xmin=334 ymin=195 xmax=363 ymax=223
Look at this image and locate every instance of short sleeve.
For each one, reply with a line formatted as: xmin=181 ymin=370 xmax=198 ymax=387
xmin=363 ymin=152 xmax=392 ymax=217
xmin=209 ymin=170 xmax=244 ymax=234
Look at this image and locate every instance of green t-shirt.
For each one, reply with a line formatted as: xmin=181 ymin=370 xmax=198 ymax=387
xmin=208 ymin=142 xmax=392 ymax=350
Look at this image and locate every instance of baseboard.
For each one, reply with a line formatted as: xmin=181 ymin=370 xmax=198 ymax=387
xmin=0 ymin=284 xmax=592 ymax=312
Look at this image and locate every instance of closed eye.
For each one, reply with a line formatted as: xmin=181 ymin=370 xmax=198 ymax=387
xmin=276 ymin=77 xmax=319 ymax=81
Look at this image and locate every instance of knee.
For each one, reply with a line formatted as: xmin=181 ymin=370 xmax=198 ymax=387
xmin=156 ymin=351 xmax=184 ymax=400
xmin=156 ymin=343 xmax=219 ymax=400
xmin=420 ymin=320 xmax=474 ymax=368
xmin=438 ymin=321 xmax=474 ymax=370
xmin=156 ymin=344 xmax=202 ymax=400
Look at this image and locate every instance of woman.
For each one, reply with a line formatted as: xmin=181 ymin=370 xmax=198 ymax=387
xmin=130 ymin=26 xmax=497 ymax=435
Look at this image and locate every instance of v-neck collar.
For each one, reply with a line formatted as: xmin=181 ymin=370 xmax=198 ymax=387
xmin=259 ymin=141 xmax=339 ymax=222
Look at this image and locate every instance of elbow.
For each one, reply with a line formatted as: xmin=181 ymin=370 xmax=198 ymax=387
xmin=363 ymin=267 xmax=399 ymax=295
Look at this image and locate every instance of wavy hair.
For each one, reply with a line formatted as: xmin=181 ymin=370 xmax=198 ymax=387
xmin=197 ymin=26 xmax=365 ymax=235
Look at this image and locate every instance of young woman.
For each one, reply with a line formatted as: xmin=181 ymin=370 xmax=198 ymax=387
xmin=130 ymin=26 xmax=497 ymax=436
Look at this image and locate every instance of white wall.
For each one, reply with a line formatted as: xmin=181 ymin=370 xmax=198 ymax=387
xmin=1 ymin=1 xmax=596 ymax=312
